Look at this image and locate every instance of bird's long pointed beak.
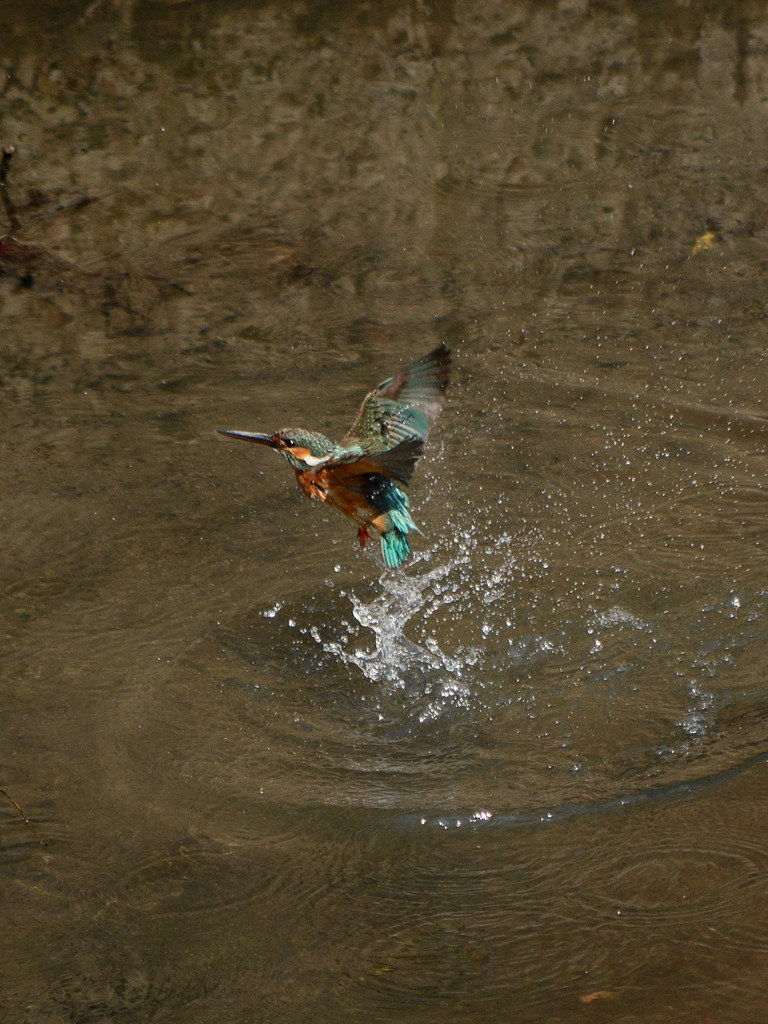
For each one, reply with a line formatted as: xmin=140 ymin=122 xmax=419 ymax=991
xmin=218 ymin=429 xmax=279 ymax=447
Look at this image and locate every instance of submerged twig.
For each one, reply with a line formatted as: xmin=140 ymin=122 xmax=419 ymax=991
xmin=0 ymin=145 xmax=22 ymax=234
xmin=0 ymin=785 xmax=48 ymax=848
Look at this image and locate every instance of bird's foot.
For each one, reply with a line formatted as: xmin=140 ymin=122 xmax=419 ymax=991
xmin=357 ymin=527 xmax=371 ymax=548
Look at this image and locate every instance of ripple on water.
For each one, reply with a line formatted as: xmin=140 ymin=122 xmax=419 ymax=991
xmin=199 ymin=516 xmax=768 ymax=830
xmin=334 ymin=769 xmax=768 ymax=1021
xmin=117 ymin=843 xmax=266 ymax=916
xmin=115 ymin=828 xmax=355 ymax=921
xmin=98 ymin=481 xmax=768 ymax=1024
xmin=569 ymin=828 xmax=768 ymax=931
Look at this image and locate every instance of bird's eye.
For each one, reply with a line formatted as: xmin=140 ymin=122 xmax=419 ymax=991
xmin=281 ymin=437 xmax=295 ymax=448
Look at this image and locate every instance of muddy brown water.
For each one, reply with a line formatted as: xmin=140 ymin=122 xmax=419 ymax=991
xmin=2 ymin=2 xmax=768 ymax=1021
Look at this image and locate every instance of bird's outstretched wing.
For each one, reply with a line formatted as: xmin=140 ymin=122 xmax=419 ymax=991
xmin=342 ymin=343 xmax=451 ymax=451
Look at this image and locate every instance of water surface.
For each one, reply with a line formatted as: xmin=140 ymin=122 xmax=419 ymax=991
xmin=2 ymin=1 xmax=768 ymax=1021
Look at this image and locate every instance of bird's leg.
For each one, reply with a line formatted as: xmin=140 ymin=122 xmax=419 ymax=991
xmin=357 ymin=526 xmax=371 ymax=548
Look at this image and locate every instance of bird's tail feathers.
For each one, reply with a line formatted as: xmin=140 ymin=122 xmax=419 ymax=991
xmin=381 ymin=525 xmax=411 ymax=569
xmin=377 ymin=491 xmax=420 ymax=569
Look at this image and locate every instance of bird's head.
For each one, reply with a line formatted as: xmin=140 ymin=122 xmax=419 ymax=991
xmin=218 ymin=426 xmax=337 ymax=471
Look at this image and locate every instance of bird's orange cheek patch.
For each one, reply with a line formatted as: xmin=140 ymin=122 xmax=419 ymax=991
xmin=290 ymin=447 xmax=313 ymax=462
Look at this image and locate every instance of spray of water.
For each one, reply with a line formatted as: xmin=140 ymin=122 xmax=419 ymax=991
xmin=324 ymin=558 xmax=476 ymax=721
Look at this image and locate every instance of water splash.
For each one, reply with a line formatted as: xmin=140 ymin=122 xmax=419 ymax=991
xmin=303 ymin=525 xmax=559 ymax=723
xmin=331 ymin=561 xmax=480 ymax=723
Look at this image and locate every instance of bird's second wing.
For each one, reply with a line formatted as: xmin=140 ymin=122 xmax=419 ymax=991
xmin=323 ymin=438 xmax=424 ymax=486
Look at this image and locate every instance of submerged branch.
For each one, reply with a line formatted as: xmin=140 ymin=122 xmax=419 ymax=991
xmin=0 ymin=785 xmax=48 ymax=848
xmin=0 ymin=145 xmax=22 ymax=234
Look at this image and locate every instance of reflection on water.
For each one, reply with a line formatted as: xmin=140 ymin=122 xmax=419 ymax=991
xmin=3 ymin=0 xmax=768 ymax=1022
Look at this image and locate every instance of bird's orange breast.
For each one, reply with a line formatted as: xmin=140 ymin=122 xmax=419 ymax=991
xmin=294 ymin=467 xmax=377 ymax=527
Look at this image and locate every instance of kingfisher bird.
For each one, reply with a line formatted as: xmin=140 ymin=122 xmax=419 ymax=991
xmin=219 ymin=343 xmax=450 ymax=569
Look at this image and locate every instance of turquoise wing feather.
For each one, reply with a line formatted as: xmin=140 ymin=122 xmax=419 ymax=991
xmin=343 ymin=343 xmax=450 ymax=451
